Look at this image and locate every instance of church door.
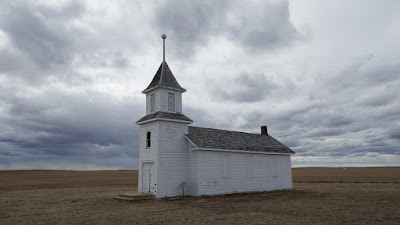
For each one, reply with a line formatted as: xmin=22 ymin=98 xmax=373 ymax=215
xmin=142 ymin=162 xmax=155 ymax=193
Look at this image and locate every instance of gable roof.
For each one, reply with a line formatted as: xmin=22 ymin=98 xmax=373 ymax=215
xmin=142 ymin=61 xmax=186 ymax=93
xmin=185 ymin=126 xmax=294 ymax=154
xmin=136 ymin=111 xmax=193 ymax=124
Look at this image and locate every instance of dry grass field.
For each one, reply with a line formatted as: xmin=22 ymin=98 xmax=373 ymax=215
xmin=1 ymin=168 xmax=399 ymax=225
xmin=292 ymin=167 xmax=400 ymax=183
xmin=0 ymin=170 xmax=136 ymax=191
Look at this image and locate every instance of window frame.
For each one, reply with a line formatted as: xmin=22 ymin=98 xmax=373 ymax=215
xmin=146 ymin=131 xmax=151 ymax=149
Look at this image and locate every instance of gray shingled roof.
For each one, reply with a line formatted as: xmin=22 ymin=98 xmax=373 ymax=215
xmin=186 ymin=126 xmax=294 ymax=154
xmin=142 ymin=61 xmax=186 ymax=93
xmin=136 ymin=111 xmax=193 ymax=124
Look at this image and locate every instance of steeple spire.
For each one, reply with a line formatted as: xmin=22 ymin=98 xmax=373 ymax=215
xmin=161 ymin=33 xmax=166 ymax=62
xmin=142 ymin=34 xmax=186 ymax=93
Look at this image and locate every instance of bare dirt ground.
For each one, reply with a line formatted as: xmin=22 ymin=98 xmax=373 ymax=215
xmin=1 ymin=168 xmax=399 ymax=225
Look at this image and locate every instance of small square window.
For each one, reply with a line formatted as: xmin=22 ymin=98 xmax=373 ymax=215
xmin=146 ymin=131 xmax=151 ymax=148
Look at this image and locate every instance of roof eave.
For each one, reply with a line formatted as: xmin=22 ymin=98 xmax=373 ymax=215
xmin=190 ymin=147 xmax=295 ymax=155
xmin=142 ymin=85 xmax=186 ymax=94
xmin=136 ymin=117 xmax=193 ymax=125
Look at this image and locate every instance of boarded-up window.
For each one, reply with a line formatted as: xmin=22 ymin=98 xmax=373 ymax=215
xmin=150 ymin=94 xmax=155 ymax=113
xmin=168 ymin=92 xmax=175 ymax=112
xmin=246 ymin=155 xmax=255 ymax=177
xmin=146 ymin=131 xmax=151 ymax=148
xmin=221 ymin=154 xmax=231 ymax=178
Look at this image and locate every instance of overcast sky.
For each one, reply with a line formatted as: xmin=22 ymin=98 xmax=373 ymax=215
xmin=0 ymin=0 xmax=399 ymax=170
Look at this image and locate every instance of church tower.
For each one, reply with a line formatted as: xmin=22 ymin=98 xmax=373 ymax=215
xmin=136 ymin=34 xmax=192 ymax=198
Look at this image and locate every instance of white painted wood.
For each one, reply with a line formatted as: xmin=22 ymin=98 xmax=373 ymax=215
xmin=146 ymin=88 xmax=182 ymax=114
xmin=138 ymin=122 xmax=158 ymax=193
xmin=154 ymin=121 xmax=189 ymax=198
xmin=167 ymin=92 xmax=175 ymax=112
xmin=186 ymin=149 xmax=199 ymax=196
xmin=137 ymin=119 xmax=293 ymax=197
xmin=146 ymin=90 xmax=160 ymax=115
xmin=141 ymin=162 xmax=155 ymax=193
xmin=194 ymin=150 xmax=292 ymax=196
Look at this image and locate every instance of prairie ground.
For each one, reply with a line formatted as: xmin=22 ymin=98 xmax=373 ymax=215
xmin=0 ymin=168 xmax=399 ymax=225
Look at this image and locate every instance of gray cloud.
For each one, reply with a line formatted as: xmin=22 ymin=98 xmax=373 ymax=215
xmin=0 ymin=1 xmax=133 ymax=84
xmin=201 ymin=57 xmax=400 ymax=160
xmin=0 ymin=88 xmax=141 ymax=169
xmin=153 ymin=0 xmax=227 ymax=58
xmin=225 ymin=0 xmax=301 ymax=51
xmin=0 ymin=1 xmax=85 ymax=75
xmin=213 ymin=73 xmax=279 ymax=103
xmin=153 ymin=0 xmax=302 ymax=58
xmin=0 ymin=1 xmax=399 ymax=169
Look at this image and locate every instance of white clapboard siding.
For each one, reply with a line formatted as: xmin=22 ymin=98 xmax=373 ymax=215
xmin=138 ymin=122 xmax=159 ymax=193
xmin=186 ymin=149 xmax=199 ymax=196
xmin=194 ymin=150 xmax=292 ymax=196
xmin=146 ymin=89 xmax=182 ymax=114
xmin=155 ymin=121 xmax=189 ymax=198
xmin=159 ymin=89 xmax=182 ymax=113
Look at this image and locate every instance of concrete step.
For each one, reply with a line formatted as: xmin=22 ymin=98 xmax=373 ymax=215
xmin=113 ymin=192 xmax=155 ymax=202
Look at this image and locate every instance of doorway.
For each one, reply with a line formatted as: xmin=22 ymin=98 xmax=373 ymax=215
xmin=142 ymin=162 xmax=155 ymax=193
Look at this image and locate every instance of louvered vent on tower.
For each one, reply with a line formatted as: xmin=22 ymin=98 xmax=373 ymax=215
xmin=168 ymin=92 xmax=175 ymax=112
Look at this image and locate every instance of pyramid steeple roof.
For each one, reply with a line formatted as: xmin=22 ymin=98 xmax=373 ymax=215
xmin=142 ymin=34 xmax=186 ymax=93
xmin=142 ymin=61 xmax=186 ymax=93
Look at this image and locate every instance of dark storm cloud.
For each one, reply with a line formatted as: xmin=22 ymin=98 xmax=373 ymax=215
xmin=324 ymin=58 xmax=400 ymax=93
xmin=0 ymin=1 xmax=85 ymax=77
xmin=225 ymin=0 xmax=301 ymax=52
xmin=0 ymin=1 xmax=398 ymax=169
xmin=0 ymin=1 xmax=144 ymax=169
xmin=153 ymin=0 xmax=226 ymax=58
xmin=0 ymin=89 xmax=141 ymax=169
xmin=213 ymin=73 xmax=279 ymax=102
xmin=0 ymin=1 xmax=131 ymax=84
xmin=153 ymin=0 xmax=301 ymax=58
xmin=79 ymin=50 xmax=130 ymax=69
xmin=303 ymin=128 xmax=347 ymax=138
xmin=206 ymin=59 xmax=400 ymax=160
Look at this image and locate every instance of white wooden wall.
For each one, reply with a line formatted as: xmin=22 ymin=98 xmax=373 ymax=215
xmin=146 ymin=89 xmax=182 ymax=114
xmin=192 ymin=150 xmax=292 ymax=196
xmin=155 ymin=121 xmax=188 ymax=198
xmin=186 ymin=146 xmax=199 ymax=196
xmin=138 ymin=121 xmax=293 ymax=198
xmin=138 ymin=122 xmax=159 ymax=193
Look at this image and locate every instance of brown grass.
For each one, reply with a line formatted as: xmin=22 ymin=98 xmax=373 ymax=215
xmin=293 ymin=167 xmax=400 ymax=183
xmin=0 ymin=170 xmax=137 ymax=191
xmin=1 ymin=168 xmax=399 ymax=225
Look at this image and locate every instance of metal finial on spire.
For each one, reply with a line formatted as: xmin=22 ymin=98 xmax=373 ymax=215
xmin=161 ymin=34 xmax=167 ymax=62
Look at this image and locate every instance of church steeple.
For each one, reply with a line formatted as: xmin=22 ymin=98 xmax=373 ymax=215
xmin=142 ymin=62 xmax=186 ymax=93
xmin=142 ymin=34 xmax=186 ymax=94
xmin=136 ymin=34 xmax=192 ymax=123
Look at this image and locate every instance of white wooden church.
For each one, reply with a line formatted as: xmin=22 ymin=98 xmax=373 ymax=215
xmin=136 ymin=35 xmax=295 ymax=198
